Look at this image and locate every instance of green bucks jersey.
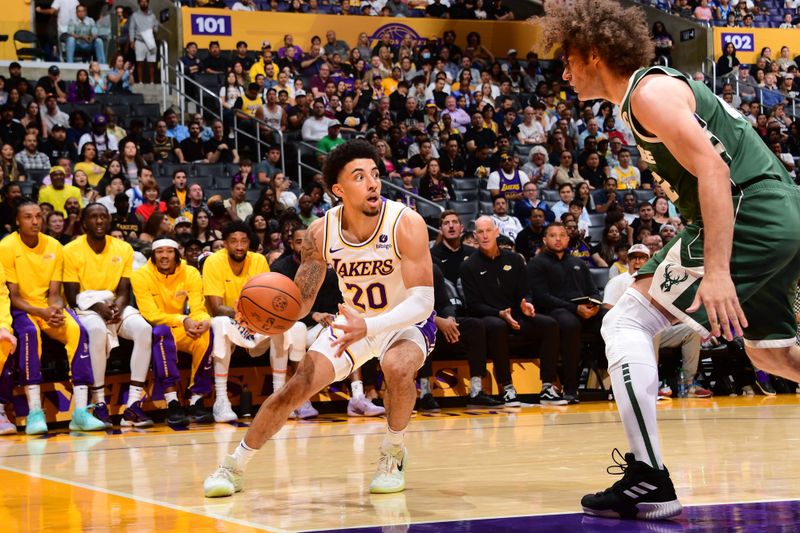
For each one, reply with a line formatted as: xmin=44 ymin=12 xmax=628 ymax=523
xmin=620 ymin=66 xmax=792 ymax=223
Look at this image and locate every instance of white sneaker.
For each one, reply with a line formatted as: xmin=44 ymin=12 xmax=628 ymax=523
xmin=213 ymin=398 xmax=238 ymax=423
xmin=204 ymin=456 xmax=243 ymax=498
xmin=0 ymin=412 xmax=16 ymax=435
xmin=290 ymin=401 xmax=318 ymax=420
xmin=348 ymin=396 xmax=386 ymax=417
xmin=370 ymin=445 xmax=407 ymax=494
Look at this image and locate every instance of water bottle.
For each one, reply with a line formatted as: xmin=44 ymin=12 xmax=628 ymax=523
xmin=677 ymin=369 xmax=688 ymax=398
xmin=239 ymin=385 xmax=253 ymax=418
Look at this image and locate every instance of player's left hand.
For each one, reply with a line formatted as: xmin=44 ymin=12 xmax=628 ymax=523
xmin=520 ymin=298 xmax=535 ymax=317
xmin=330 ymin=304 xmax=367 ymax=358
xmin=687 ymin=274 xmax=748 ymax=341
xmin=0 ymin=328 xmax=16 ymax=352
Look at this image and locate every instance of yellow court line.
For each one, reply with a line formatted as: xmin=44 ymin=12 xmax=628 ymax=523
xmin=0 ymin=464 xmax=286 ymax=533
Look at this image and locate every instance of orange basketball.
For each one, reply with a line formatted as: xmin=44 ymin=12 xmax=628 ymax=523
xmin=237 ymin=272 xmax=303 ymax=335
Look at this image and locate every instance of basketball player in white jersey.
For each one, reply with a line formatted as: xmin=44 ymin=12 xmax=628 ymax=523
xmin=204 ymin=139 xmax=435 ymax=497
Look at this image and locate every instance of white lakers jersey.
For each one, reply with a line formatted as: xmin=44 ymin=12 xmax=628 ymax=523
xmin=322 ymin=199 xmax=410 ymax=318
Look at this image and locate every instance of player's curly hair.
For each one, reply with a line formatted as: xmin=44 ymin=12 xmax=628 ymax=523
xmin=539 ymin=0 xmax=654 ymax=77
xmin=322 ymin=139 xmax=380 ymax=193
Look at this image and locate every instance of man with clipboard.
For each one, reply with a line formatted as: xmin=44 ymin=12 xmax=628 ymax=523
xmin=527 ymin=222 xmax=606 ymax=404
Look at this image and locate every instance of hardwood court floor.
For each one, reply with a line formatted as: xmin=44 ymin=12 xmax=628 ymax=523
xmin=1 ymin=396 xmax=800 ymax=532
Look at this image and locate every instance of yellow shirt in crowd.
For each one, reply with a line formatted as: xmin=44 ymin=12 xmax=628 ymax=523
xmin=202 ymin=249 xmax=269 ymax=308
xmin=130 ymin=259 xmax=209 ymax=327
xmin=0 ymin=233 xmax=63 ymax=308
xmin=63 ymin=236 xmax=134 ymax=292
xmin=37 ymin=185 xmax=83 ymax=215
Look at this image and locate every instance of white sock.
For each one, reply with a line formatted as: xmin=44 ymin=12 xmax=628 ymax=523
xmin=0 ymin=403 xmax=5 ymax=415
xmin=164 ymin=391 xmax=178 ymax=404
xmin=272 ymin=370 xmax=286 ymax=392
xmin=91 ymin=386 xmax=105 ymax=405
xmin=26 ymin=385 xmax=41 ymax=411
xmin=189 ymin=394 xmax=203 ymax=405
xmin=351 ymin=379 xmax=364 ymax=400
xmin=610 ymin=362 xmax=663 ymax=469
xmin=231 ymin=440 xmax=258 ymax=470
xmin=419 ymin=377 xmax=431 ymax=398
xmin=127 ymin=385 xmax=144 ymax=407
xmin=215 ymin=375 xmax=228 ymax=402
xmin=470 ymin=376 xmax=482 ymax=397
xmin=601 ymin=288 xmax=670 ymax=470
xmin=73 ymin=385 xmax=88 ymax=409
xmin=382 ymin=426 xmax=406 ymax=449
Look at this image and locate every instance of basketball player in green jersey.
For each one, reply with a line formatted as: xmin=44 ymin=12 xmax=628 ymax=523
xmin=543 ymin=0 xmax=800 ymax=520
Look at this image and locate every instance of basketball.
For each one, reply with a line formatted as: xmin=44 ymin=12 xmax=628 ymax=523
xmin=237 ymin=272 xmax=303 ymax=335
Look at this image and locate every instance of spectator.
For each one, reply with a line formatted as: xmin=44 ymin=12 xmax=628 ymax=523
xmin=104 ymin=108 xmax=127 ymax=141
xmin=460 ymin=216 xmax=563 ymax=405
xmin=185 ymin=183 xmax=207 ymax=218
xmin=652 ymin=21 xmax=673 ymax=63
xmin=441 ymin=96 xmax=471 ymax=133
xmin=164 ymin=109 xmax=189 ymax=143
xmin=73 ymin=169 xmax=98 ymax=205
xmin=175 ymin=122 xmax=210 ymax=163
xmin=490 ymin=196 xmax=522 ymax=239
xmin=515 ymin=207 xmax=547 ymax=261
xmin=514 ymin=181 xmax=554 ymax=225
xmin=224 ymin=182 xmax=253 ymax=222
xmin=160 ymin=170 xmax=189 ymax=207
xmin=301 ymin=100 xmax=332 ymax=142
xmin=180 ymin=42 xmax=203 ymax=80
xmin=464 ymin=111 xmax=497 ymax=154
xmin=419 ymin=159 xmax=454 ymax=202
xmin=151 ymin=119 xmax=176 ymax=163
xmin=564 ymin=217 xmax=593 ymax=263
xmin=42 ymin=124 xmax=77 ymax=165
xmin=65 ymin=4 xmax=106 ymax=64
xmin=717 ymin=42 xmax=741 ymax=79
xmin=552 ymin=150 xmax=583 ymax=188
xmin=517 ymin=106 xmax=546 ymax=146
xmin=38 ymin=0 xmax=80 ymax=37
xmin=15 ymin=133 xmax=51 ymax=172
xmin=611 ymin=149 xmax=641 ymax=189
xmin=135 ymin=182 xmax=165 ymax=223
xmin=203 ymin=41 xmax=229 ymax=75
xmin=643 ymin=234 xmax=664 ymax=256
xmin=88 ymin=61 xmax=105 ymax=95
xmin=73 ymin=142 xmax=105 ymax=186
xmin=21 ymin=102 xmax=44 ymax=135
xmin=192 ymin=209 xmax=222 ymax=245
xmin=232 ymin=0 xmax=258 ymax=10
xmin=659 ymin=223 xmax=677 ymax=245
xmin=0 ymin=106 xmax=25 ymax=151
xmin=78 ymin=115 xmax=118 ymax=163
xmin=39 ymin=96 xmax=68 ymax=139
xmin=67 ymin=69 xmax=95 ymax=104
xmin=592 ymin=177 xmax=623 ymax=214
xmin=439 ymin=138 xmax=466 ymax=179
xmin=296 ymin=193 xmax=318 ymax=226
xmin=430 ymin=210 xmax=476 ymax=285
xmin=630 ymin=202 xmax=662 ymax=243
xmin=551 ymin=182 xmax=575 ymax=220
xmin=38 ymin=165 xmax=82 ymax=215
xmin=317 ymin=121 xmax=345 ymax=159
xmin=487 ymin=153 xmax=529 ymax=200
xmin=37 ymin=66 xmax=68 ymax=104
xmin=105 ymin=54 xmax=134 ymax=94
xmin=205 ymin=120 xmax=238 ymax=165
xmin=130 ymin=0 xmax=159 ymax=84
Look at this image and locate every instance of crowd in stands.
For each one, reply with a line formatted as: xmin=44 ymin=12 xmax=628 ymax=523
xmin=181 ymin=0 xmax=517 ymax=19
xmin=2 ymin=3 xmax=800 ymax=431
xmin=640 ymin=0 xmax=800 ymax=28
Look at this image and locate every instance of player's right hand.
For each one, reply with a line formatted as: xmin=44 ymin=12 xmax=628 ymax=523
xmin=687 ymin=274 xmax=747 ymax=341
xmin=91 ymin=302 xmax=116 ymax=323
xmin=499 ymin=308 xmax=520 ymax=330
xmin=43 ymin=305 xmax=64 ymax=327
xmin=183 ymin=317 xmax=200 ymax=339
xmin=439 ymin=317 xmax=460 ymax=344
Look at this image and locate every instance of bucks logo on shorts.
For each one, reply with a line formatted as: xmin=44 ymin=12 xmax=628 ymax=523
xmin=659 ymin=265 xmax=689 ymax=293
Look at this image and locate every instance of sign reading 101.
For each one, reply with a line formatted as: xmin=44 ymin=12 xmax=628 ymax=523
xmin=191 ymin=14 xmax=232 ymax=36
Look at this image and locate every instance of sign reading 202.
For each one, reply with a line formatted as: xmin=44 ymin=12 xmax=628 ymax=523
xmin=191 ymin=14 xmax=232 ymax=36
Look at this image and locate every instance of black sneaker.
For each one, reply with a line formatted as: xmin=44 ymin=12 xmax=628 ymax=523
xmin=754 ymin=371 xmax=777 ymax=396
xmin=581 ymin=449 xmax=683 ymax=520
xmin=466 ymin=391 xmax=503 ymax=409
xmin=166 ymin=400 xmax=189 ymax=427
xmin=539 ymin=384 xmax=568 ymax=405
xmin=563 ymin=392 xmax=580 ymax=405
xmin=417 ymin=393 xmax=441 ymax=412
xmin=502 ymin=386 xmax=521 ymax=407
xmin=188 ymin=398 xmax=214 ymax=424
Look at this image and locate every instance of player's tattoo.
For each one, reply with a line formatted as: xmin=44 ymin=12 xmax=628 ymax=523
xmin=295 ymin=221 xmax=326 ymax=305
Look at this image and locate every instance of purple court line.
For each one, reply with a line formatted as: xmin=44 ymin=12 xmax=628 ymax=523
xmin=308 ymin=499 xmax=800 ymax=532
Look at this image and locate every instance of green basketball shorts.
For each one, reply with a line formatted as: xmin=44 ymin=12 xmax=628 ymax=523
xmin=637 ymin=179 xmax=800 ymax=348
